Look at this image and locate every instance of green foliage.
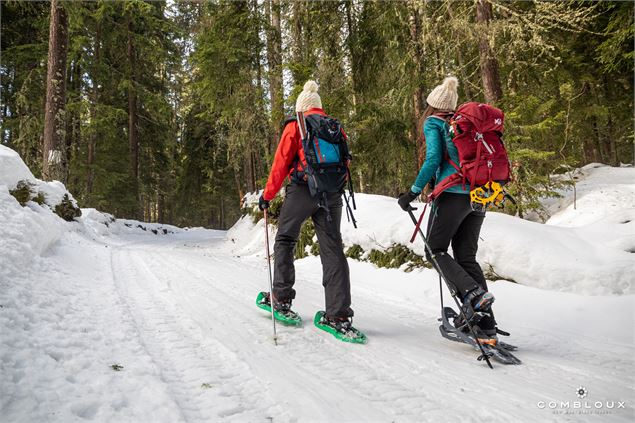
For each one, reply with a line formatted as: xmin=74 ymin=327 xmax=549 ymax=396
xmin=345 ymin=244 xmax=364 ymax=261
xmin=9 ymin=181 xmax=34 ymax=206
xmin=294 ymin=220 xmax=316 ymax=260
xmin=367 ymin=244 xmax=431 ymax=272
xmin=32 ymin=192 xmax=46 ymax=206
xmin=503 ymin=149 xmax=566 ymax=219
xmin=54 ymin=194 xmax=82 ymax=222
xmin=246 ymin=195 xmax=284 ymax=225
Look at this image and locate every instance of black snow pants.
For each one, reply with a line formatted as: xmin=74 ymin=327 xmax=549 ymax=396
xmin=425 ymin=192 xmax=488 ymax=299
xmin=272 ymin=183 xmax=353 ymax=318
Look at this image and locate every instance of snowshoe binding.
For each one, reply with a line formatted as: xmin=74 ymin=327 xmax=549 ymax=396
xmin=461 ymin=287 xmax=495 ymax=322
xmin=314 ymin=311 xmax=367 ymax=344
xmin=439 ymin=307 xmax=521 ymax=365
xmin=256 ymin=292 xmax=302 ymax=326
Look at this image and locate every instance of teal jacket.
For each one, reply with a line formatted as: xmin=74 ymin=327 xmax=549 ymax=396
xmin=410 ymin=116 xmax=468 ymax=195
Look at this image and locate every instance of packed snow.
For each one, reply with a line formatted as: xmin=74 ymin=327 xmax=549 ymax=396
xmin=1 ymin=145 xmax=633 ymax=422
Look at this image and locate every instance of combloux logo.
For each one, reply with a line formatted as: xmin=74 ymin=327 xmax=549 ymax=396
xmin=537 ymin=386 xmax=627 ymax=416
xmin=537 ymin=401 xmax=625 ymax=410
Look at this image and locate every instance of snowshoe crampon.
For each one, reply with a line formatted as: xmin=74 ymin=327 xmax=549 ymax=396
xmin=313 ymin=311 xmax=367 ymax=344
xmin=439 ymin=307 xmax=521 ymax=365
xmin=256 ymin=292 xmax=302 ymax=326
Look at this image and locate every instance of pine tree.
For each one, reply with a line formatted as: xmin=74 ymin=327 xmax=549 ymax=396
xmin=42 ymin=0 xmax=69 ymax=182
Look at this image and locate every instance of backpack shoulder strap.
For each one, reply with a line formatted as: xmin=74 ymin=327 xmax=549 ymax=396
xmin=281 ymin=116 xmax=297 ymax=131
xmin=427 ymin=115 xmax=449 ymax=123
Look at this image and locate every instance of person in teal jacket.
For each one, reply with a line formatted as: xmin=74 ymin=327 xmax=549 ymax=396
xmin=398 ymin=77 xmax=498 ymax=344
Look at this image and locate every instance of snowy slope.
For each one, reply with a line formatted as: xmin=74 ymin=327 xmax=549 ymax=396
xmin=231 ymin=184 xmax=634 ymax=296
xmin=1 ymin=146 xmax=634 ymax=422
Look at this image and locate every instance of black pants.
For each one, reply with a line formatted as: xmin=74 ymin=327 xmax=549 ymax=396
xmin=273 ymin=183 xmax=353 ymax=318
xmin=425 ymin=192 xmax=487 ymax=298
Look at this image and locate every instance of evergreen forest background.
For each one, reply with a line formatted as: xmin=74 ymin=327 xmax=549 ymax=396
xmin=1 ymin=0 xmax=633 ymax=228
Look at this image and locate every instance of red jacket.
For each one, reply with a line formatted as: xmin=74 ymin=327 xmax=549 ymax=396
xmin=263 ymin=108 xmax=348 ymax=201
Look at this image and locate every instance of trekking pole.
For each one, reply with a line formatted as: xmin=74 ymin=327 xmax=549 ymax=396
xmin=439 ymin=275 xmax=444 ymax=312
xmin=407 ymin=209 xmax=493 ymax=369
xmin=264 ymin=209 xmax=278 ymax=346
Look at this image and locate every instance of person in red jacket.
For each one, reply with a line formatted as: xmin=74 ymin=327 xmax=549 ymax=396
xmin=258 ymin=80 xmax=354 ymax=332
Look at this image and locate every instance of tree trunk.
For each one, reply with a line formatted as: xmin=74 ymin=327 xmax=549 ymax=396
xmin=220 ymin=197 xmax=225 ymax=230
xmin=42 ymin=0 xmax=68 ymax=182
xmin=345 ymin=1 xmax=359 ymax=109
xmin=234 ymin=170 xmax=244 ymax=207
xmin=592 ymin=118 xmax=605 ymax=163
xmin=127 ymin=18 xmax=140 ymax=217
xmin=265 ymin=0 xmax=284 ymax=154
xmin=291 ymin=0 xmax=305 ymax=86
xmin=408 ymin=0 xmax=426 ymax=168
xmin=607 ymin=110 xmax=617 ymax=166
xmin=445 ymin=0 xmax=475 ymax=99
xmin=476 ymin=0 xmax=502 ymax=104
xmin=65 ymin=58 xmax=81 ymax=185
xmin=87 ymin=22 xmax=101 ymax=201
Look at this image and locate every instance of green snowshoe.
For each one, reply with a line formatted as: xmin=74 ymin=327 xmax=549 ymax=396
xmin=314 ymin=311 xmax=367 ymax=344
xmin=256 ymin=291 xmax=302 ymax=326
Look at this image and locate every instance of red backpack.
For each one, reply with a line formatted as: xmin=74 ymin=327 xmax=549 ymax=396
xmin=429 ymin=102 xmax=511 ymax=200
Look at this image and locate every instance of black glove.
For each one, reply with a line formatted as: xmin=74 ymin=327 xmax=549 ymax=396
xmin=398 ymin=190 xmax=419 ymax=211
xmin=258 ymin=195 xmax=270 ymax=211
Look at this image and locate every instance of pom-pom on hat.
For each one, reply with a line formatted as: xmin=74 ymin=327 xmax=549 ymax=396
xmin=426 ymin=76 xmax=459 ymax=111
xmin=295 ymin=80 xmax=323 ymax=112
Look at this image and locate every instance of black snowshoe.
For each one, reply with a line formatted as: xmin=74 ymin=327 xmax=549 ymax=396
xmin=439 ymin=307 xmax=521 ymax=365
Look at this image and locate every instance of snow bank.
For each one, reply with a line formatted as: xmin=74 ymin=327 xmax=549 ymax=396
xmin=79 ymin=208 xmax=183 ymax=238
xmin=0 ymin=146 xmax=183 ymax=280
xmin=0 ymin=145 xmax=79 ymax=209
xmin=0 ymin=189 xmax=65 ymax=281
xmin=0 ymin=144 xmax=35 ymax=187
xmin=546 ymin=163 xmax=635 ymax=227
xmin=230 ymin=171 xmax=634 ymax=295
xmin=0 ymin=146 xmax=72 ymax=279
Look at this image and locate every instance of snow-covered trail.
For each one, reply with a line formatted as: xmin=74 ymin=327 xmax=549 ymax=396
xmin=2 ymin=227 xmax=633 ymax=422
xmin=105 ymin=230 xmax=632 ymax=422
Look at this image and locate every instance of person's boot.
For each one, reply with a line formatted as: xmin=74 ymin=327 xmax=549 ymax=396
xmin=462 ymin=286 xmax=494 ymax=314
xmin=454 ymin=312 xmax=498 ymax=346
xmin=257 ymin=292 xmax=301 ymax=325
xmin=471 ymin=313 xmax=498 ymax=346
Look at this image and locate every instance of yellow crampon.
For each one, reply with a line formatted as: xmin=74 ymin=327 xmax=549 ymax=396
xmin=470 ymin=181 xmax=506 ymax=211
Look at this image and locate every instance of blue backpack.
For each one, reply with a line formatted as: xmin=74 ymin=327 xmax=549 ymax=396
xmin=291 ymin=112 xmax=357 ymax=226
xmin=299 ymin=113 xmax=350 ymax=196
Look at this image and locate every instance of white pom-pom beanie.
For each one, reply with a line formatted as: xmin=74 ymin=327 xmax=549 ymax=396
xmin=426 ymin=76 xmax=459 ymax=111
xmin=295 ymin=80 xmax=322 ymax=112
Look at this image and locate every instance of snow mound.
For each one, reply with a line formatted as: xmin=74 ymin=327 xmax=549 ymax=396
xmin=0 ymin=188 xmax=65 ymax=281
xmin=230 ymin=180 xmax=634 ymax=295
xmin=0 ymin=144 xmax=35 ymax=186
xmin=0 ymin=146 xmax=183 ymax=279
xmin=0 ymin=144 xmax=79 ymax=209
xmin=80 ymin=208 xmax=183 ymax=238
xmin=546 ymin=163 xmax=635 ymax=227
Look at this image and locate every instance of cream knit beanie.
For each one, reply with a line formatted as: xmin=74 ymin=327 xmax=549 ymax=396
xmin=295 ymin=80 xmax=322 ymax=112
xmin=426 ymin=76 xmax=459 ymax=111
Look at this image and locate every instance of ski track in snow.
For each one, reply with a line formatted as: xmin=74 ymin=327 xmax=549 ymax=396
xmin=2 ymin=230 xmax=634 ymax=422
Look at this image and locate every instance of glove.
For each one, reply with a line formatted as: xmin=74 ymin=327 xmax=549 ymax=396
xmin=398 ymin=190 xmax=419 ymax=211
xmin=258 ymin=195 xmax=270 ymax=211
